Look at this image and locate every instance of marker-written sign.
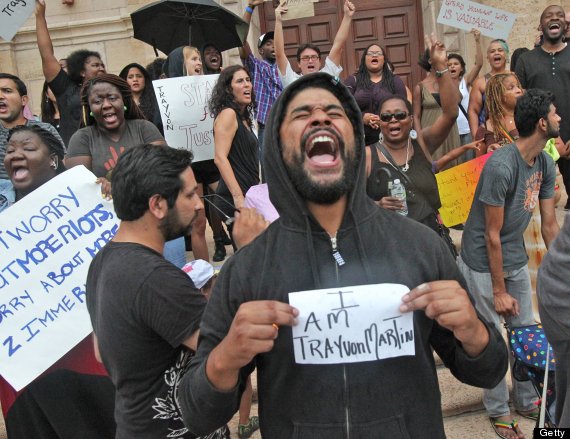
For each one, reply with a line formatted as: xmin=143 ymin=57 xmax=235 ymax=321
xmin=437 ymin=0 xmax=516 ymax=40
xmin=0 ymin=0 xmax=35 ymax=42
xmin=0 ymin=166 xmax=119 ymax=390
xmin=153 ymin=75 xmax=219 ymax=162
xmin=436 ymin=152 xmax=493 ymax=227
xmin=289 ymin=284 xmax=414 ymax=365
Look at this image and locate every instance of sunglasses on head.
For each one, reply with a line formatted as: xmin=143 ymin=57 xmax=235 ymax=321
xmin=379 ymin=111 xmax=409 ymax=123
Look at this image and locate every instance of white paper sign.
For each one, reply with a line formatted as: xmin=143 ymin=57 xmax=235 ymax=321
xmin=153 ymin=75 xmax=219 ymax=162
xmin=0 ymin=166 xmax=119 ymax=390
xmin=289 ymin=284 xmax=415 ymax=365
xmin=0 ymin=0 xmax=35 ymax=42
xmin=437 ymin=0 xmax=516 ymax=40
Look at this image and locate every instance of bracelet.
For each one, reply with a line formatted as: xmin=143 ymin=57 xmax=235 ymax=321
xmin=435 ymin=68 xmax=449 ymax=78
xmin=245 ymin=5 xmax=254 ymax=14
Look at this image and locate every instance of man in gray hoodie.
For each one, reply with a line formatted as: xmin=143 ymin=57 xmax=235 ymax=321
xmin=537 ymin=214 xmax=570 ymax=427
xmin=179 ymin=38 xmax=508 ymax=439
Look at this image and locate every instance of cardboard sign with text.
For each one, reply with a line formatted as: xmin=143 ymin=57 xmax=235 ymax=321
xmin=436 ymin=152 xmax=493 ymax=227
xmin=289 ymin=284 xmax=414 ymax=365
xmin=0 ymin=0 xmax=35 ymax=41
xmin=437 ymin=0 xmax=516 ymax=40
xmin=0 ymin=166 xmax=119 ymax=390
xmin=153 ymin=75 xmax=219 ymax=162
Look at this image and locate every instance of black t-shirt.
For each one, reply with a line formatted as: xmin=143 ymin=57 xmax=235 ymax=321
xmin=86 ymin=242 xmax=206 ymax=438
xmin=48 ymin=68 xmax=82 ymax=146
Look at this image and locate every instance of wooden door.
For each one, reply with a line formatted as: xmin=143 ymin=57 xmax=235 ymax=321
xmin=259 ymin=0 xmax=424 ymax=89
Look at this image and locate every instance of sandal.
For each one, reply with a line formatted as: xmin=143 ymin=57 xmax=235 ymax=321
xmin=238 ymin=416 xmax=260 ymax=439
xmin=516 ymin=407 xmax=539 ymax=421
xmin=489 ymin=417 xmax=524 ymax=439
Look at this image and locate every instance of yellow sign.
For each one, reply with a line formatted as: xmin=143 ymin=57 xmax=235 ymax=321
xmin=435 ymin=152 xmax=493 ymax=227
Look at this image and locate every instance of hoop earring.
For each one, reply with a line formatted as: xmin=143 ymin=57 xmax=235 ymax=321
xmin=409 ymin=129 xmax=418 ymax=140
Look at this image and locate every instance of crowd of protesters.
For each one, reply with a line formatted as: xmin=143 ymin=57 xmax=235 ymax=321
xmin=0 ymin=0 xmax=569 ymax=438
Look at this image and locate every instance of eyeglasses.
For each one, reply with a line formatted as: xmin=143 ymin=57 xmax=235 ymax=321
xmin=366 ymin=51 xmax=384 ymax=57
xmin=379 ymin=111 xmax=409 ymax=122
xmin=300 ymin=55 xmax=320 ymax=62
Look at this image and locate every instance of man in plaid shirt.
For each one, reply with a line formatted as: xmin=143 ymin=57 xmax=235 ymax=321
xmin=239 ymin=0 xmax=283 ymax=177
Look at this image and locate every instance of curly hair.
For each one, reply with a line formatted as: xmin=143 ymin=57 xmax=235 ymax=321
xmin=79 ymin=73 xmax=147 ymax=128
xmin=515 ymin=89 xmax=555 ymax=138
xmin=40 ymin=81 xmax=58 ymax=128
xmin=209 ymin=65 xmax=255 ymax=126
xmin=66 ymin=49 xmax=103 ymax=84
xmin=447 ymin=53 xmax=466 ymax=76
xmin=484 ymin=73 xmax=521 ymax=143
xmin=355 ymin=44 xmax=397 ymax=93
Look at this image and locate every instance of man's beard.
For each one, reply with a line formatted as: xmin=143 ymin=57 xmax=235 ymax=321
xmin=159 ymin=206 xmax=195 ymax=242
xmin=546 ymin=119 xmax=560 ymax=139
xmin=282 ymin=129 xmax=358 ymax=205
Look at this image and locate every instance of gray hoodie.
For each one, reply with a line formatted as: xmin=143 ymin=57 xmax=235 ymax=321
xmin=537 ymin=213 xmax=570 ymax=427
xmin=179 ymin=73 xmax=508 ymax=438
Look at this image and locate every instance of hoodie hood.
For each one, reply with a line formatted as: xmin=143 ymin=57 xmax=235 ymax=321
xmin=163 ymin=46 xmax=185 ymax=78
xmin=263 ymin=72 xmax=374 ymax=231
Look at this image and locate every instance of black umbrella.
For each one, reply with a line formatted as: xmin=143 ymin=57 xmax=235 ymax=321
xmin=130 ymin=0 xmax=249 ymax=55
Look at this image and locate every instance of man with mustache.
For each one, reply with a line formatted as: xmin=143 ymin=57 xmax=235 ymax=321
xmin=516 ymin=5 xmax=570 ymax=211
xmin=85 ymin=144 xmax=233 ymax=438
xmin=179 ymin=37 xmax=508 ymax=439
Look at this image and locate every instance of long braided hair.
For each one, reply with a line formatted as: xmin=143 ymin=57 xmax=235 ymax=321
xmin=354 ymin=44 xmax=397 ymax=93
xmin=79 ymin=73 xmax=146 ymax=128
xmin=484 ymin=73 xmax=521 ymax=143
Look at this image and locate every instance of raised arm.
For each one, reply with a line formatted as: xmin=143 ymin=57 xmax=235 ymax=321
xmin=328 ymin=0 xmax=355 ymax=66
xmin=274 ymin=2 xmax=288 ymax=76
xmin=419 ymin=34 xmax=460 ymax=154
xmin=213 ymin=109 xmax=245 ymax=209
xmin=463 ymin=29 xmax=483 ymax=87
xmin=468 ymin=78 xmax=484 ymax=137
xmin=239 ymin=0 xmax=264 ymax=60
xmin=35 ymin=0 xmax=62 ymax=82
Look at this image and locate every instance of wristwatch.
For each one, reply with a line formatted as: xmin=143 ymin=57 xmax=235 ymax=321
xmin=435 ymin=68 xmax=449 ymax=78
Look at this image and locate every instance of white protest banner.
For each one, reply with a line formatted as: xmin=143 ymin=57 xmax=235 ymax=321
xmin=0 ymin=166 xmax=119 ymax=390
xmin=437 ymin=0 xmax=516 ymax=40
xmin=289 ymin=284 xmax=414 ymax=365
xmin=153 ymin=75 xmax=219 ymax=162
xmin=0 ymin=0 xmax=35 ymax=42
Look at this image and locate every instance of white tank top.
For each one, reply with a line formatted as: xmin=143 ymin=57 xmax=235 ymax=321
xmin=457 ymin=78 xmax=470 ymax=135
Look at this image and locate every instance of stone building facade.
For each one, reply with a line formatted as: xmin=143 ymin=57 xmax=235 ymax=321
xmin=1 ymin=0 xmax=568 ymax=115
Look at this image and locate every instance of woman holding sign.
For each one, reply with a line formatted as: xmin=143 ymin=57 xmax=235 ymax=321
xmin=0 ymin=125 xmax=116 ymax=438
xmin=364 ymin=35 xmax=480 ymax=258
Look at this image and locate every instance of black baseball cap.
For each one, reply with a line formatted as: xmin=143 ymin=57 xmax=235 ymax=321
xmin=258 ymin=32 xmax=275 ymax=48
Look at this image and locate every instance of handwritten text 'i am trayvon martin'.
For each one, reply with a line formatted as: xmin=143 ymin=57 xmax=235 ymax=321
xmin=289 ymin=284 xmax=415 ymax=365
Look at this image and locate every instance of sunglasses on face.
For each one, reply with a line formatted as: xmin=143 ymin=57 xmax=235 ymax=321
xmin=379 ymin=111 xmax=409 ymax=123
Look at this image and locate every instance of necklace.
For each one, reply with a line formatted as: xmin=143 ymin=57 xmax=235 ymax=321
xmin=380 ymin=138 xmax=411 ymax=172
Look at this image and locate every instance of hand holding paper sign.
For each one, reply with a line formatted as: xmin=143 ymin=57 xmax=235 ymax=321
xmin=400 ymin=281 xmax=490 ymax=357
xmin=231 ymin=207 xmax=269 ymax=249
xmin=206 ymin=301 xmax=299 ymax=391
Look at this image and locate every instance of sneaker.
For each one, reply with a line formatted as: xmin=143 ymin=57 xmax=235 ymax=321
xmin=238 ymin=416 xmax=260 ymax=439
